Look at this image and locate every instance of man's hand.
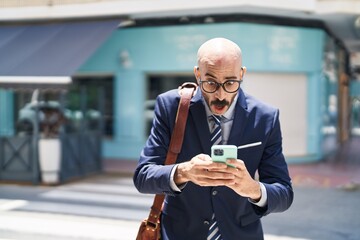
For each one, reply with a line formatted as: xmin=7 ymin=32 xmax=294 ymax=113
xmin=174 ymin=154 xmax=236 ymax=187
xmin=225 ymin=159 xmax=262 ymax=201
xmin=175 ymin=156 xmax=261 ymax=201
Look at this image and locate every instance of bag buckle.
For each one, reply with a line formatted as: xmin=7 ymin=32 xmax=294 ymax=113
xmin=145 ymin=220 xmax=158 ymax=230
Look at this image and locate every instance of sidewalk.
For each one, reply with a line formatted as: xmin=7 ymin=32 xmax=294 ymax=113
xmin=0 ymin=210 xmax=138 ymax=240
xmin=289 ymin=136 xmax=360 ymax=189
xmin=289 ymin=161 xmax=360 ymax=189
xmin=104 ymin=136 xmax=360 ymax=189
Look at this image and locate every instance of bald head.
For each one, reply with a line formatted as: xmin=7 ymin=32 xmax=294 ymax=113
xmin=197 ymin=38 xmax=242 ymax=66
xmin=194 ymin=38 xmax=245 ymax=115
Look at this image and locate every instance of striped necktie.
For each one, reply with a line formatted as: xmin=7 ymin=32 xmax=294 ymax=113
xmin=208 ymin=115 xmax=223 ymax=240
xmin=210 ymin=115 xmax=222 ymax=145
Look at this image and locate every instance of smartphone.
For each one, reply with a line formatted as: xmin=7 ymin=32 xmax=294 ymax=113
xmin=211 ymin=145 xmax=237 ymax=167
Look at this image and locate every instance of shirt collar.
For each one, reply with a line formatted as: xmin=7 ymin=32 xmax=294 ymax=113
xmin=203 ymin=93 xmax=238 ymax=120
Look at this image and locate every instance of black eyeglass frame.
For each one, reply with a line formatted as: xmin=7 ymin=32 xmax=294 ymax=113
xmin=199 ymin=79 xmax=243 ymax=93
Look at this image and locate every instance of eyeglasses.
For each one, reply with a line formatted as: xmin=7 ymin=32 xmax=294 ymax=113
xmin=199 ymin=80 xmax=242 ymax=93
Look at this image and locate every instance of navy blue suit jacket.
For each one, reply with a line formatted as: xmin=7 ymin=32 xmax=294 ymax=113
xmin=134 ymin=88 xmax=293 ymax=240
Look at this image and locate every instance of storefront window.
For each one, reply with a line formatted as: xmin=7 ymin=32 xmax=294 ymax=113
xmin=70 ymin=76 xmax=114 ymax=138
xmin=13 ymin=76 xmax=114 ymax=138
xmin=14 ymin=91 xmax=64 ymax=137
xmin=350 ymin=80 xmax=360 ymax=135
xmin=145 ymin=75 xmax=194 ymax=136
xmin=322 ymin=36 xmax=339 ymax=135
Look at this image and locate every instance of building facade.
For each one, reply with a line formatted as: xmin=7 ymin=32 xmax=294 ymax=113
xmin=1 ymin=0 xmax=358 ymax=167
xmin=76 ymin=19 xmax=347 ymax=163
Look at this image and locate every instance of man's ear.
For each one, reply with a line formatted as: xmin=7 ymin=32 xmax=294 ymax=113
xmin=240 ymin=66 xmax=247 ymax=80
xmin=194 ymin=66 xmax=201 ymax=84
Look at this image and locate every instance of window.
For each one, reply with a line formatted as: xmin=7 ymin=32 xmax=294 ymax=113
xmin=70 ymin=76 xmax=114 ymax=138
xmin=14 ymin=91 xmax=64 ymax=136
xmin=12 ymin=76 xmax=114 ymax=138
xmin=145 ymin=74 xmax=195 ymax=136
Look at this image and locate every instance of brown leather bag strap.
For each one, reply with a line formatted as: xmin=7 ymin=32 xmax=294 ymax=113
xmin=145 ymin=82 xmax=197 ymax=228
xmin=166 ymin=82 xmax=197 ymax=160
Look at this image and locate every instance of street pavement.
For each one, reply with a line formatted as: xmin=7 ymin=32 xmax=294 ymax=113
xmin=1 ymin=137 xmax=360 ymax=240
xmin=0 ymin=175 xmax=152 ymax=240
xmin=1 ymin=171 xmax=360 ymax=240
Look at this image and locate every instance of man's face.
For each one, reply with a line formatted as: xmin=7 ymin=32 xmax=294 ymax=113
xmin=195 ymin=58 xmax=243 ymax=115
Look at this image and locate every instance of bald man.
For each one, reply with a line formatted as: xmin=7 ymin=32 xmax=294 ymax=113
xmin=134 ymin=38 xmax=293 ymax=240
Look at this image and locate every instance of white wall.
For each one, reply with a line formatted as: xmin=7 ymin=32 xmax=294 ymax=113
xmin=242 ymin=73 xmax=308 ymax=157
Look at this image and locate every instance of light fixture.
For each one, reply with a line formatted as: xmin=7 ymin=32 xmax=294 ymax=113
xmin=119 ymin=50 xmax=133 ymax=68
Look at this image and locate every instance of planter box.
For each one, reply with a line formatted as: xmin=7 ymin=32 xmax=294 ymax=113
xmin=38 ymin=138 xmax=61 ymax=184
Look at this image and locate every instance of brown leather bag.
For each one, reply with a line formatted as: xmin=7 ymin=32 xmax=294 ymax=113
xmin=136 ymin=82 xmax=197 ymax=240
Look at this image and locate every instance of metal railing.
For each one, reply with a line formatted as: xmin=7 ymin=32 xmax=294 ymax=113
xmin=0 ymin=136 xmax=39 ymax=184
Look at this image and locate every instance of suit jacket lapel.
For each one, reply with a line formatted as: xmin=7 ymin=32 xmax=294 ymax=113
xmin=189 ymin=89 xmax=212 ymax=154
xmin=228 ymin=89 xmax=249 ymax=146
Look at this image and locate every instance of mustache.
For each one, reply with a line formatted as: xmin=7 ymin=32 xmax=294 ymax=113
xmin=210 ymin=99 xmax=230 ymax=107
